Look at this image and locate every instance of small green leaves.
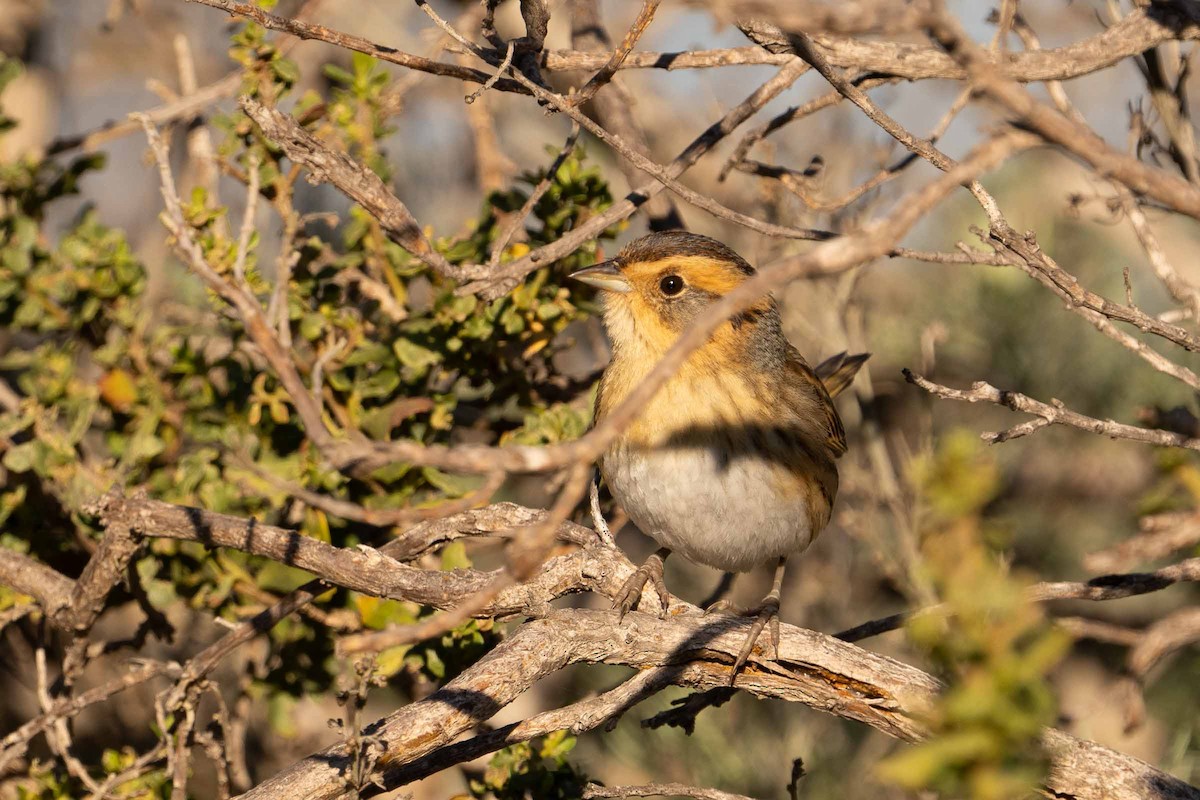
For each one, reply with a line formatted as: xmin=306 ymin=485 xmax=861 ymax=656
xmin=0 ymin=35 xmax=613 ymax=785
xmin=879 ymin=432 xmax=1069 ymax=800
xmin=471 ymin=733 xmax=586 ymax=800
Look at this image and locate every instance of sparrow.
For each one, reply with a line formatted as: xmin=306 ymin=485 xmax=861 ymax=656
xmin=570 ymin=230 xmax=867 ymax=679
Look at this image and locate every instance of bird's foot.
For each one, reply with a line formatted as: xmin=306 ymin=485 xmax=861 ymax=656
xmin=614 ymin=547 xmax=671 ymax=620
xmin=705 ymin=594 xmax=781 ymax=684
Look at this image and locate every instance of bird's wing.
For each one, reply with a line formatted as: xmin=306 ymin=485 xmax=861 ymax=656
xmin=813 ymin=351 xmax=870 ymax=399
xmin=784 ymin=348 xmax=848 ymax=458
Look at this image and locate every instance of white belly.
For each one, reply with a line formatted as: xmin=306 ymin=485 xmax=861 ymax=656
xmin=602 ymin=444 xmax=815 ymax=573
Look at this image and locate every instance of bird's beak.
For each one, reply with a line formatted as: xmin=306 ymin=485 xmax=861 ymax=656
xmin=568 ymin=260 xmax=630 ymax=293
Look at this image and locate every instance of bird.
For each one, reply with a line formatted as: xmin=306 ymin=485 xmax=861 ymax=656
xmin=570 ymin=230 xmax=867 ymax=679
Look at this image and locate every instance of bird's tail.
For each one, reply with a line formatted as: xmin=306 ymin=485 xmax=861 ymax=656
xmin=814 ymin=352 xmax=870 ymax=398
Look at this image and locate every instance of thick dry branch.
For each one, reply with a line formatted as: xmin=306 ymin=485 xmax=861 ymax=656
xmin=542 ymin=46 xmax=793 ymax=72
xmin=241 ymin=608 xmax=938 ymax=800
xmin=583 ymin=783 xmax=758 ymax=800
xmin=0 ymin=548 xmax=75 ymax=618
xmin=85 ymin=492 xmax=548 ymax=616
xmin=8 ymin=493 xmax=1200 ymax=800
xmin=54 ymin=517 xmax=141 ymax=634
xmin=183 ymin=0 xmax=1200 ymax=89
xmin=543 ymin=6 xmax=1200 ymax=83
xmin=240 ymin=98 xmax=456 ymax=279
xmin=803 ymin=6 xmax=1197 ymax=82
xmin=240 ymin=604 xmax=1198 ymax=800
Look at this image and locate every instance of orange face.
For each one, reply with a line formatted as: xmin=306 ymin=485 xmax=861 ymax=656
xmin=570 ymin=241 xmax=774 ymax=360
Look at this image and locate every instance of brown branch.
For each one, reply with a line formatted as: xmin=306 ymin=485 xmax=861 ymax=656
xmin=239 ymin=97 xmax=456 ymax=279
xmin=1085 ymin=511 xmax=1200 ymax=573
xmin=568 ymin=0 xmax=683 ymax=230
xmin=505 ymin=64 xmax=837 ymax=243
xmin=570 ymin=0 xmax=661 ymax=107
xmin=543 ymin=45 xmax=794 ymax=72
xmin=837 ymin=556 xmax=1200 ymax=642
xmin=8 ymin=492 xmax=1199 ymax=800
xmin=0 ymin=548 xmax=75 ymax=619
xmin=52 ymin=515 xmax=141 ymax=635
xmin=542 ymin=5 xmax=1200 ymax=82
xmin=185 ymin=0 xmax=530 ymax=94
xmin=240 ymin=607 xmax=940 ymax=800
xmin=238 ymin=605 xmax=1198 ymax=800
xmin=583 ymin=783 xmax=759 ymax=800
xmin=929 ymin=4 xmax=1200 ymax=223
xmin=1030 ymin=557 xmax=1200 ymax=602
xmin=905 ymin=369 xmax=1200 ymax=451
xmin=337 ymin=133 xmax=1026 ymax=478
xmin=458 ymin=57 xmax=813 ymax=296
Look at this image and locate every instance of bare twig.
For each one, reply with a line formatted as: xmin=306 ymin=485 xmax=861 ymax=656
xmin=905 ymin=369 xmax=1200 ymax=451
xmin=488 ymin=122 xmax=582 ymax=269
xmin=584 ymin=783 xmax=759 ymax=800
xmin=570 ymin=0 xmax=661 ymax=106
xmin=1085 ymin=511 xmax=1200 ymax=573
xmin=231 ymin=151 xmax=261 ymax=288
xmin=239 ymin=97 xmax=457 ymax=280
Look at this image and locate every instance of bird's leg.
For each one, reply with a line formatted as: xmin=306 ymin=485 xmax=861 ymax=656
xmin=729 ymin=556 xmax=787 ymax=684
xmin=588 ymin=472 xmax=616 ymax=548
xmin=614 ymin=547 xmax=671 ymax=620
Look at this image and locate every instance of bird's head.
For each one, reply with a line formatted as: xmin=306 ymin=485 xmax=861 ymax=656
xmin=570 ymin=231 xmax=779 ymax=358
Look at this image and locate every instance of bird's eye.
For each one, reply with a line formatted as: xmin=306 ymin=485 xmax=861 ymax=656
xmin=659 ymin=274 xmax=684 ymax=296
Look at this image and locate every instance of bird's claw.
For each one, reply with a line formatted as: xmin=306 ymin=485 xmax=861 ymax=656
xmin=614 ymin=548 xmax=670 ymax=620
xmin=724 ymin=596 xmax=781 ymax=685
xmin=703 ymin=598 xmax=743 ymax=616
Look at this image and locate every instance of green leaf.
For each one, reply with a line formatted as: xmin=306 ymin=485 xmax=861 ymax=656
xmin=1 ymin=442 xmax=38 ymax=473
xmin=393 ymin=337 xmax=441 ymax=375
xmin=421 ymin=467 xmax=483 ymax=498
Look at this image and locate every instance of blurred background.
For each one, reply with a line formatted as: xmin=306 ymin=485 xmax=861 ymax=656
xmin=1 ymin=1 xmax=1199 ymax=798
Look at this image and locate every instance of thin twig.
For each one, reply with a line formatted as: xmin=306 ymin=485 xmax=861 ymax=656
xmin=570 ymin=0 xmax=662 ymax=106
xmin=488 ymin=122 xmax=582 ymax=269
